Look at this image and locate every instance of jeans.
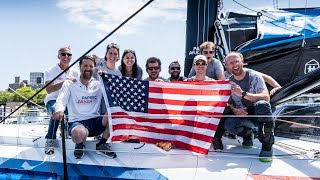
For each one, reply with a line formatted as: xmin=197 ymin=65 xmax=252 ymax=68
xmin=45 ymin=100 xmax=67 ymax=139
xmin=224 ymin=100 xmax=273 ymax=136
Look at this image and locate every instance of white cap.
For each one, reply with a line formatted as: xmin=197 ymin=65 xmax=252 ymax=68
xmin=193 ymin=55 xmax=207 ymax=64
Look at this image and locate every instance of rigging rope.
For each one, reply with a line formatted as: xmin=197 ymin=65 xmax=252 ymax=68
xmin=0 ymin=0 xmax=155 ymax=124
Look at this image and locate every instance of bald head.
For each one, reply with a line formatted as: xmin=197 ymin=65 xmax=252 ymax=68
xmin=225 ymin=52 xmax=243 ymax=64
xmin=225 ymin=52 xmax=245 ymax=77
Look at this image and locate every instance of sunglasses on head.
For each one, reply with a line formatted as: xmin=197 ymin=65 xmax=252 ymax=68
xmin=60 ymin=52 xmax=72 ymax=56
xmin=147 ymin=66 xmax=160 ymax=71
xmin=195 ymin=62 xmax=207 ymax=66
xmin=170 ymin=67 xmax=180 ymax=71
xmin=203 ymin=51 xmax=214 ymax=55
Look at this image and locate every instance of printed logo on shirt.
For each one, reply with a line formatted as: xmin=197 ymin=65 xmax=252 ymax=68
xmin=78 ymin=96 xmax=97 ymax=104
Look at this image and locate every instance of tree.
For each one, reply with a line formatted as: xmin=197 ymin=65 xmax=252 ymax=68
xmin=13 ymin=87 xmax=34 ymax=102
xmin=0 ymin=91 xmax=14 ymax=103
xmin=33 ymin=88 xmax=47 ymax=103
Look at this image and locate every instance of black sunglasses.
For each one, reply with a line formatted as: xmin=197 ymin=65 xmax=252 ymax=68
xmin=203 ymin=51 xmax=214 ymax=55
xmin=60 ymin=52 xmax=72 ymax=56
xmin=170 ymin=67 xmax=180 ymax=71
xmin=147 ymin=66 xmax=160 ymax=71
xmin=195 ymin=62 xmax=207 ymax=66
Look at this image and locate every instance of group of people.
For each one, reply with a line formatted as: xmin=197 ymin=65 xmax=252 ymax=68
xmin=43 ymin=41 xmax=281 ymax=162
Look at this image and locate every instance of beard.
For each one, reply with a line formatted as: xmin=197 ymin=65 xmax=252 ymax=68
xmin=82 ymin=70 xmax=92 ymax=80
xmin=170 ymin=73 xmax=180 ymax=79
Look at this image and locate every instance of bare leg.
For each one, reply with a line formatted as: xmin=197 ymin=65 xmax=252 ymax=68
xmin=71 ymin=125 xmax=89 ymax=144
xmin=102 ymin=113 xmax=110 ymax=140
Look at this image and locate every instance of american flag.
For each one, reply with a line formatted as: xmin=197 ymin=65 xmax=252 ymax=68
xmin=100 ymin=74 xmax=231 ymax=154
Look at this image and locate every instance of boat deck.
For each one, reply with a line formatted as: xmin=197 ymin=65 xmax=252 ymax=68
xmin=0 ymin=124 xmax=319 ymax=179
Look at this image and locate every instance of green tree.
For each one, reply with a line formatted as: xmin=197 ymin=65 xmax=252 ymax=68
xmin=13 ymin=87 xmax=34 ymax=102
xmin=12 ymin=87 xmax=47 ymax=104
xmin=33 ymin=88 xmax=47 ymax=103
xmin=0 ymin=91 xmax=14 ymax=103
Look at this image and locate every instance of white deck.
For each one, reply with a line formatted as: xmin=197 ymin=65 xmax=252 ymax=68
xmin=0 ymin=124 xmax=319 ymax=179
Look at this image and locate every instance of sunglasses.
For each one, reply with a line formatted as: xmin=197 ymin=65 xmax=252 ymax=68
xmin=203 ymin=51 xmax=214 ymax=55
xmin=147 ymin=66 xmax=160 ymax=71
xmin=170 ymin=67 xmax=180 ymax=71
xmin=195 ymin=62 xmax=207 ymax=66
xmin=60 ymin=53 xmax=72 ymax=56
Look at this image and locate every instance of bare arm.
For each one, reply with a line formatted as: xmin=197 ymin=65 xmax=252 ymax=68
xmin=259 ymin=72 xmax=281 ymax=95
xmin=230 ymin=81 xmax=270 ymax=103
xmin=260 ymin=72 xmax=281 ymax=88
xmin=216 ymin=71 xmax=226 ymax=80
xmin=45 ymin=81 xmax=64 ymax=94
xmin=45 ymin=77 xmax=77 ymax=94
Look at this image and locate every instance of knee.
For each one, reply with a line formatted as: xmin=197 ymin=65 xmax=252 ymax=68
xmin=255 ymin=100 xmax=272 ymax=115
xmin=72 ymin=126 xmax=88 ymax=139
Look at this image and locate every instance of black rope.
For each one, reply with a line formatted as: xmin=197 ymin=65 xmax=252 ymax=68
xmin=0 ymin=0 xmax=154 ymax=124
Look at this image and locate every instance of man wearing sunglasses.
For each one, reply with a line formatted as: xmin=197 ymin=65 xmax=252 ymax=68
xmin=185 ymin=55 xmax=213 ymax=81
xmin=188 ymin=41 xmax=225 ymax=80
xmin=168 ymin=61 xmax=186 ymax=81
xmin=44 ymin=46 xmax=79 ymax=155
xmin=144 ymin=57 xmax=167 ymax=81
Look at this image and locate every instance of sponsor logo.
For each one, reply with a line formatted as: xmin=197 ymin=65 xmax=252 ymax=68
xmin=304 ymin=59 xmax=319 ymax=74
xmin=188 ymin=46 xmax=200 ymax=56
xmin=78 ymin=96 xmax=97 ymax=104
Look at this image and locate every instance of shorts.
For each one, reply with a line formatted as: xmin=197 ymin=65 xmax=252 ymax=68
xmin=68 ymin=117 xmax=105 ymax=137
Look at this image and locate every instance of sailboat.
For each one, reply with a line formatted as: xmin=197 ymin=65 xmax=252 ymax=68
xmin=0 ymin=0 xmax=319 ymax=179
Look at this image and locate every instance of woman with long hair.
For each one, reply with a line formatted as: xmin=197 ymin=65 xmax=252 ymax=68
xmin=118 ymin=49 xmax=143 ymax=79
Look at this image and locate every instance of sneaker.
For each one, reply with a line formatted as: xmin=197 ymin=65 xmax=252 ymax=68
xmin=44 ymin=139 xmax=55 ymax=155
xmin=259 ymin=149 xmax=273 ymax=162
xmin=74 ymin=143 xmax=85 ymax=159
xmin=96 ymin=143 xmax=117 ymax=158
xmin=213 ymin=138 xmax=224 ymax=151
xmin=242 ymin=139 xmax=253 ymax=149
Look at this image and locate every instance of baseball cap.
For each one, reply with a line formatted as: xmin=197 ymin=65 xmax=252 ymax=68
xmin=193 ymin=55 xmax=207 ymax=64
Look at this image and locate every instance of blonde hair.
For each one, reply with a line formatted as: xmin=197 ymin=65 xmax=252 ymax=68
xmin=200 ymin=41 xmax=215 ymax=52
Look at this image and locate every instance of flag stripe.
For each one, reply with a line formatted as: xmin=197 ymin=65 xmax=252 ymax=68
xmin=148 ymin=98 xmax=227 ymax=107
xmin=149 ymin=87 xmax=231 ymax=96
xmin=148 ymin=103 xmax=226 ymax=113
xmin=148 ymin=108 xmax=223 ymax=116
xmin=149 ymin=93 xmax=230 ymax=102
xmin=150 ymin=80 xmax=231 ymax=89
xmin=112 ymin=124 xmax=215 ymax=142
xmin=112 ymin=118 xmax=217 ymax=135
xmin=111 ymin=111 xmax=220 ymax=129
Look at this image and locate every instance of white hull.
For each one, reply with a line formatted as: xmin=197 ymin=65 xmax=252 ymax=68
xmin=0 ymin=124 xmax=319 ymax=179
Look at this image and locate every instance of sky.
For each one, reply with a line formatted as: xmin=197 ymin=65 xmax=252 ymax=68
xmin=0 ymin=0 xmax=317 ymax=91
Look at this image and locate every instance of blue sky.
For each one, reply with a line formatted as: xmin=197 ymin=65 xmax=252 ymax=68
xmin=0 ymin=0 xmax=317 ymax=91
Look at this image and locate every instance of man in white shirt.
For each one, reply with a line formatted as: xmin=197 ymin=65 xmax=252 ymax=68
xmin=44 ymin=46 xmax=79 ymax=155
xmin=53 ymin=56 xmax=117 ymax=159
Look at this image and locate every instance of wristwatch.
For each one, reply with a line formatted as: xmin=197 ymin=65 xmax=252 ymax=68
xmin=241 ymin=91 xmax=247 ymax=98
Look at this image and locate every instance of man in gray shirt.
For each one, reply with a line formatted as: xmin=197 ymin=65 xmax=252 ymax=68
xmin=224 ymin=52 xmax=274 ymax=163
xmin=188 ymin=41 xmax=225 ymax=80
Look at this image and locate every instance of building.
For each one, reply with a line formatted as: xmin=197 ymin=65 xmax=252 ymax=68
xmin=9 ymin=76 xmax=28 ymax=90
xmin=30 ymin=72 xmax=44 ymax=89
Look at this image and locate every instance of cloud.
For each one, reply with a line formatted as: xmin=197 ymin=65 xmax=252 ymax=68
xmin=56 ymin=0 xmax=186 ymax=35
